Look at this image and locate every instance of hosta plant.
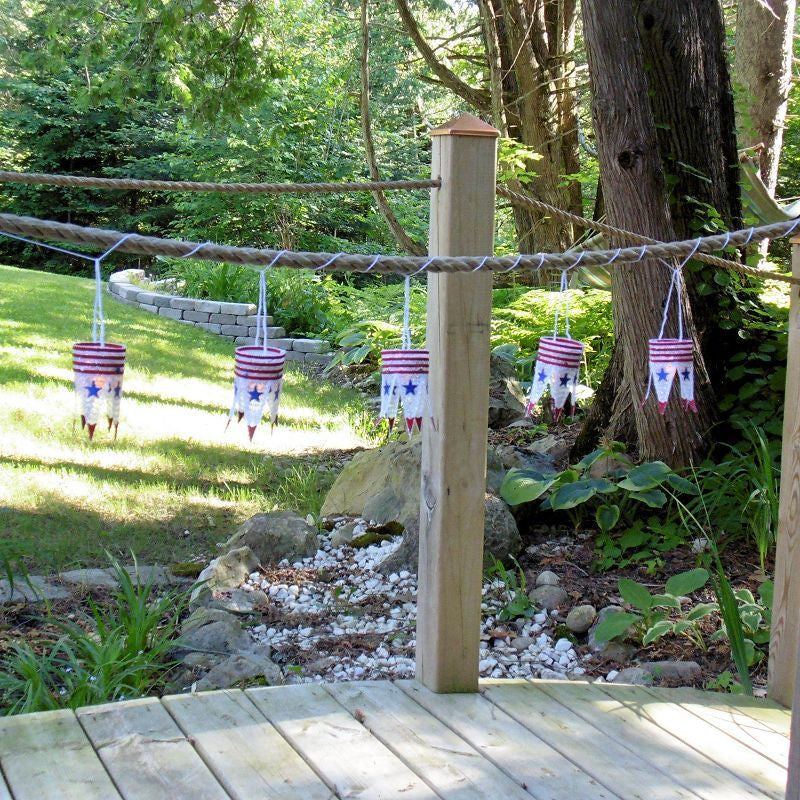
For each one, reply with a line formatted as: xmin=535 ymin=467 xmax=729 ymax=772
xmin=592 ymin=569 xmax=714 ymax=649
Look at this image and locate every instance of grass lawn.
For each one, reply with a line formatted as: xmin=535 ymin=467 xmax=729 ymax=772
xmin=0 ymin=264 xmax=369 ymax=573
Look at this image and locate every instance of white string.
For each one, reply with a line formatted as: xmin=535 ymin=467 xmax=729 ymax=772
xmin=552 ymin=270 xmax=570 ymax=339
xmin=177 ymin=241 xmax=213 ymax=259
xmin=656 ymin=239 xmax=701 ymax=340
xmin=471 ymin=256 xmax=489 ymax=273
xmin=255 ymin=249 xmax=286 ymax=352
xmin=402 ymin=276 xmax=412 ymax=349
xmin=92 ymin=233 xmax=134 ymax=346
xmin=501 ymin=255 xmax=523 ymax=273
xmin=316 ymin=252 xmax=345 ymax=272
xmin=361 ymin=255 xmax=381 ymax=274
xmin=408 ymin=257 xmax=435 ymax=277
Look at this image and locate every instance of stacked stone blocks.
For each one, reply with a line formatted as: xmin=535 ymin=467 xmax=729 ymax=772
xmin=109 ymin=269 xmax=332 ymax=365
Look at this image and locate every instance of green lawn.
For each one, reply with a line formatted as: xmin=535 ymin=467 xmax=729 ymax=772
xmin=0 ymin=265 xmax=369 ymax=573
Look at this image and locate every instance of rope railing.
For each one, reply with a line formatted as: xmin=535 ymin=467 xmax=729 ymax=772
xmin=496 ymin=185 xmax=764 ymax=277
xmin=0 ymin=171 xmax=440 ymax=195
xmin=1 ymin=210 xmax=800 ymax=283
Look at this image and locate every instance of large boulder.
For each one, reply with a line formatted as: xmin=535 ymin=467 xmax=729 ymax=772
xmin=488 ymin=354 xmax=527 ymax=429
xmin=321 ymin=435 xmax=504 ymax=528
xmin=378 ymin=493 xmax=522 ymax=574
xmin=225 ymin=511 xmax=319 ymax=566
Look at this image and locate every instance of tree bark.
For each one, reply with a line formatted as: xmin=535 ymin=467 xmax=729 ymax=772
xmin=636 ymin=0 xmax=742 ymax=389
xmin=581 ymin=0 xmax=714 ymax=466
xmin=735 ymin=0 xmax=796 ymax=196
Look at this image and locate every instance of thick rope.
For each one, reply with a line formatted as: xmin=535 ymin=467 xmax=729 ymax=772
xmin=1 ymin=210 xmax=800 ymax=283
xmin=0 ymin=170 xmax=440 ymax=195
xmin=496 ymin=185 xmax=776 ymax=279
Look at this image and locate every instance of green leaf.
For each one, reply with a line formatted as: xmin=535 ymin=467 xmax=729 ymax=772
xmin=619 ymin=528 xmax=647 ymax=550
xmin=642 ymin=619 xmax=674 ymax=645
xmin=651 ymin=593 xmax=682 ymax=610
xmin=665 ymin=473 xmax=700 ymax=495
xmin=549 ymin=478 xmax=615 ymax=510
xmin=499 ymin=469 xmax=556 ymax=506
xmin=686 ymin=602 xmax=718 ymax=621
xmin=758 ymin=580 xmax=774 ymax=609
xmin=618 ymin=461 xmax=672 ymax=492
xmin=665 ymin=568 xmax=709 ymax=597
xmin=575 ymin=448 xmax=608 ymax=471
xmin=618 ymin=578 xmax=653 ymax=612
xmin=595 ymin=504 xmax=620 ymax=533
xmin=628 ymin=489 xmax=667 ymax=508
xmin=592 ymin=612 xmax=640 ymax=644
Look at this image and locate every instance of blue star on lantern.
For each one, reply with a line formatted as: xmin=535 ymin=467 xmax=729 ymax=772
xmin=86 ymin=381 xmax=101 ymax=398
xmin=403 ymin=380 xmax=417 ymax=395
xmin=383 ymin=383 xmax=391 ymax=395
xmin=559 ymin=373 xmax=570 ymax=386
xmin=538 ymin=369 xmax=547 ymax=382
xmin=657 ymin=368 xmax=668 ymax=382
xmin=248 ymin=388 xmax=263 ymax=402
xmin=681 ymin=369 xmax=690 ymax=381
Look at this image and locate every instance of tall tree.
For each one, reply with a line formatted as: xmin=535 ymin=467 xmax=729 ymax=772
xmin=578 ymin=0 xmax=743 ymax=466
xmin=735 ymin=0 xmax=797 ymax=197
xmin=393 ymin=0 xmax=581 ymax=253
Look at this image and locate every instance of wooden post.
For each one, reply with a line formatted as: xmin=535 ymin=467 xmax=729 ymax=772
xmin=770 ymin=238 xmax=800 ymax=708
xmin=416 ymin=113 xmax=499 ymax=693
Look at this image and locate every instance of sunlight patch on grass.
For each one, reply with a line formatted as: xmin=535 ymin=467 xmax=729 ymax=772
xmin=0 ymin=264 xmax=369 ymax=571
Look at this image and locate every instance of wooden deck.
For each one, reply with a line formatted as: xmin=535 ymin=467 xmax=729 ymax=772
xmin=0 ymin=678 xmax=789 ymax=799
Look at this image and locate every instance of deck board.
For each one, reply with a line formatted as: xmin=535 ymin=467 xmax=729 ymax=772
xmin=0 ymin=679 xmax=789 ymax=800
xmin=536 ymin=679 xmax=774 ymax=800
xmin=397 ymin=679 xmax=620 ymax=800
xmin=0 ymin=708 xmax=122 ymax=800
xmin=76 ymin=697 xmax=230 ymax=800
xmin=327 ymin=680 xmax=533 ymax=799
xmin=247 ymin=683 xmax=439 ymax=799
xmin=640 ymin=685 xmax=789 ymax=767
xmin=483 ymin=679 xmax=740 ymax=800
xmin=162 ymin=690 xmax=334 ymax=800
xmin=596 ymin=683 xmax=786 ymax=799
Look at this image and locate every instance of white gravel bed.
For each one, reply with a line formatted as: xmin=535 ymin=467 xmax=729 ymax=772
xmin=239 ymin=519 xmax=583 ymax=684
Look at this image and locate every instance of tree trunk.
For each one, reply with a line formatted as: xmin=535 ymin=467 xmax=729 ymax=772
xmin=581 ymin=0 xmax=714 ymax=467
xmin=636 ymin=0 xmax=742 ymax=389
xmin=397 ymin=0 xmax=581 ymax=256
xmin=735 ymin=0 xmax=796 ymax=197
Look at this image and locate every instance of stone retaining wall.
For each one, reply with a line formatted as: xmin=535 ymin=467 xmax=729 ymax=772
xmin=109 ymin=269 xmax=332 ymax=365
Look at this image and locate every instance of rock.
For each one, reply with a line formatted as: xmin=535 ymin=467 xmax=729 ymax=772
xmin=212 ymin=587 xmax=269 ymax=614
xmin=0 ymin=576 xmax=70 ymax=603
xmin=588 ymin=605 xmax=636 ymax=653
xmin=488 ymin=354 xmax=527 ymax=429
xmin=599 ymin=642 xmax=637 ymax=664
xmin=378 ymin=494 xmax=521 ymax=574
xmin=566 ymin=604 xmax=597 ymax=634
xmin=59 ymin=568 xmax=118 ymax=589
xmin=321 ymin=435 xmax=504 ymax=529
xmin=525 ymin=433 xmax=569 ymax=463
xmin=182 ymin=607 xmax=242 ymax=634
xmin=528 ymin=585 xmax=568 ymax=610
xmin=554 ymin=638 xmax=573 ymax=652
xmin=177 ymin=616 xmax=251 ymax=656
xmin=589 ymin=456 xmax=630 ymax=480
xmin=611 ymin=667 xmax=653 ymax=686
xmin=124 ymin=563 xmax=176 ymax=587
xmin=511 ymin=636 xmax=536 ymax=652
xmin=225 ymin=511 xmax=319 ymax=566
xmin=330 ymin=521 xmax=358 ymax=548
xmin=538 ymin=668 xmax=568 ymax=680
xmin=191 ymin=547 xmax=259 ymax=606
xmin=639 ymin=660 xmax=701 ymax=685
xmin=195 ymin=650 xmax=283 ymax=691
xmin=536 ymin=570 xmax=560 ymax=587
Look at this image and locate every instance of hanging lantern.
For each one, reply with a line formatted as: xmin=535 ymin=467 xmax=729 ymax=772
xmin=647 ymin=338 xmax=696 ymax=414
xmin=380 ymin=348 xmax=432 ymax=433
xmin=230 ymin=345 xmax=286 ymax=440
xmin=72 ymin=342 xmax=126 ymax=439
xmin=526 ymin=336 xmax=585 ymax=421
